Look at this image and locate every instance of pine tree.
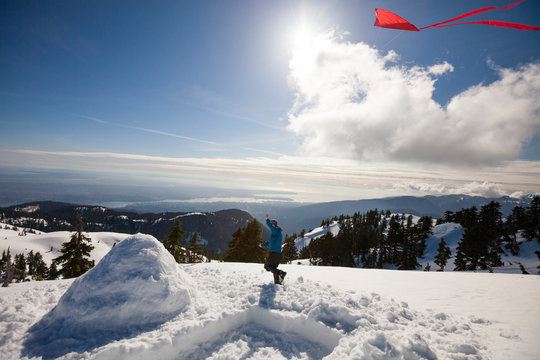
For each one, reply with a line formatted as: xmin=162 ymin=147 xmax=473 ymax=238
xmin=14 ymin=253 xmax=26 ymax=273
xmin=26 ymin=250 xmax=35 ymax=276
xmin=479 ymin=202 xmax=503 ymax=269
xmin=163 ymin=219 xmax=187 ymax=263
xmin=224 ymin=219 xmax=267 ymax=263
xmin=14 ymin=253 xmax=26 ymax=281
xmin=47 ymin=261 xmax=60 ymax=280
xmin=298 ymin=245 xmax=311 ymax=260
xmin=0 ymin=249 xmax=8 ymax=273
xmin=30 ymin=252 xmax=48 ymax=280
xmin=453 ymin=242 xmax=467 ymax=271
xmin=524 ymin=196 xmax=540 ymax=241
xmin=399 ymin=216 xmax=432 ymax=270
xmin=225 ymin=227 xmax=242 ymax=262
xmin=387 ymin=216 xmax=405 ymax=265
xmin=434 ymin=237 xmax=451 ymax=271
xmin=281 ymin=234 xmax=299 ymax=263
xmin=54 ymin=215 xmax=95 ymax=278
xmin=186 ymin=232 xmax=205 ymax=263
xmin=2 ymin=248 xmax=13 ymax=287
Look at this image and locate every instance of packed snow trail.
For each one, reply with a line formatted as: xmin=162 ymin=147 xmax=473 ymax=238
xmin=0 ymin=234 xmax=538 ymax=359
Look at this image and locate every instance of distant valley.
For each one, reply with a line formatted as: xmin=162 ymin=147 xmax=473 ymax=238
xmin=0 ymin=201 xmax=261 ymax=254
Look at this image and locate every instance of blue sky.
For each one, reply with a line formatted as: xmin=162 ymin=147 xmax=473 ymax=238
xmin=1 ymin=0 xmax=539 ymax=205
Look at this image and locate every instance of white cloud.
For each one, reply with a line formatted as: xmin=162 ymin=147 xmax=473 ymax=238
xmin=457 ymin=181 xmax=511 ymax=198
xmin=5 ymin=150 xmax=540 ymax=203
xmin=393 ymin=181 xmax=521 ymax=198
xmin=287 ymin=31 xmax=540 ymax=165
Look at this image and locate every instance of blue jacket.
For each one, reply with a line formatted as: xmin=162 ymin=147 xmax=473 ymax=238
xmin=262 ymin=219 xmax=283 ymax=253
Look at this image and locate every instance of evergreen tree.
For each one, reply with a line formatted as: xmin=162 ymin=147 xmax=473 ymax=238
xmin=186 ymin=232 xmax=205 ymax=263
xmin=54 ymin=215 xmax=95 ymax=278
xmin=224 ymin=219 xmax=267 ymax=263
xmin=453 ymin=243 xmax=468 ymax=271
xmin=0 ymin=249 xmax=8 ymax=273
xmin=281 ymin=234 xmax=299 ymax=263
xmin=434 ymin=237 xmax=451 ymax=271
xmin=14 ymin=253 xmax=26 ymax=281
xmin=399 ymin=216 xmax=432 ymax=270
xmin=453 ymin=202 xmax=503 ymax=271
xmin=14 ymin=253 xmax=26 ymax=273
xmin=298 ymin=245 xmax=311 ymax=260
xmin=507 ymin=206 xmax=527 ymax=232
xmin=479 ymin=202 xmax=503 ymax=269
xmin=26 ymin=250 xmax=35 ymax=276
xmin=47 ymin=261 xmax=60 ymax=280
xmin=337 ymin=224 xmax=355 ymax=267
xmin=386 ymin=216 xmax=405 ymax=265
xmin=524 ymin=196 xmax=540 ymax=241
xmin=225 ymin=227 xmax=242 ymax=262
xmin=29 ymin=251 xmax=48 ymax=279
xmin=2 ymin=248 xmax=13 ymax=287
xmin=443 ymin=211 xmax=455 ymax=223
xmin=163 ymin=219 xmax=187 ymax=263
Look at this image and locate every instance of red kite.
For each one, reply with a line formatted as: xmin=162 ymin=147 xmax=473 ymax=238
xmin=374 ymin=0 xmax=540 ymax=31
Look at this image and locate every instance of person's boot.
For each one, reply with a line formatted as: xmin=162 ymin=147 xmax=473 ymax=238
xmin=279 ymin=271 xmax=286 ymax=284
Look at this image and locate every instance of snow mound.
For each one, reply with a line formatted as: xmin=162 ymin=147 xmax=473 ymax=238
xmin=23 ymin=234 xmax=195 ymax=359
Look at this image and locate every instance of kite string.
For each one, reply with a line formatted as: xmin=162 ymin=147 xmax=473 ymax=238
xmin=420 ymin=0 xmax=528 ymax=30
xmin=380 ymin=31 xmax=402 ymax=50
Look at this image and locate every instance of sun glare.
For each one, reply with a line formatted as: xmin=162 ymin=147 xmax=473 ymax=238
xmin=290 ymin=21 xmax=316 ymax=51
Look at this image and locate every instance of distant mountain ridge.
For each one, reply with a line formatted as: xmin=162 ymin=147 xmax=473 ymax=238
xmin=248 ymin=194 xmax=535 ymax=235
xmin=0 ymin=201 xmax=263 ymax=253
xmin=1 ymin=195 xmax=534 ymax=247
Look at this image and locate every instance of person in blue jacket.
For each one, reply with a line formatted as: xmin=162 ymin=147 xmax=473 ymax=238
xmin=262 ymin=213 xmax=287 ymax=284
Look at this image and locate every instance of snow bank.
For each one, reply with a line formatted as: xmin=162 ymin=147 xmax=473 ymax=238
xmin=22 ymin=234 xmax=195 ymax=359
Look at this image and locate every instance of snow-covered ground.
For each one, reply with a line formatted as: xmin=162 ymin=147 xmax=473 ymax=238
xmin=1 ymin=232 xmax=539 ymax=359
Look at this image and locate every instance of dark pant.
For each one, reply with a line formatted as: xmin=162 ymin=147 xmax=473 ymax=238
xmin=264 ymin=251 xmax=285 ymax=284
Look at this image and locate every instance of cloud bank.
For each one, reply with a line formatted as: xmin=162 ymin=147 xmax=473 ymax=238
xmin=5 ymin=149 xmax=539 ymax=202
xmin=287 ymin=31 xmax=540 ymax=165
xmin=393 ymin=181 xmax=524 ymax=199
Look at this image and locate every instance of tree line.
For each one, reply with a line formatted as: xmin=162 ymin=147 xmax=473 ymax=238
xmin=286 ymin=197 xmax=539 ymax=272
xmin=288 ymin=210 xmax=434 ymax=270
xmin=2 ymin=196 xmax=538 ymax=285
xmin=444 ymin=196 xmax=539 ymax=272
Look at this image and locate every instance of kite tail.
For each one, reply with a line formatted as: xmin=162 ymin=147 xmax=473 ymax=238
xmin=426 ymin=20 xmax=540 ymax=31
xmin=420 ymin=0 xmax=530 ymax=30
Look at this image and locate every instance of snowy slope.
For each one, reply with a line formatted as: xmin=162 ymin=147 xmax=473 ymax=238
xmin=294 ymin=221 xmax=341 ymax=250
xmin=1 ymin=223 xmax=130 ymax=266
xmin=1 ymin=235 xmax=539 ymax=359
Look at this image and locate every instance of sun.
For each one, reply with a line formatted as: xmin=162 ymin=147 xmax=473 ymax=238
xmin=289 ymin=19 xmax=317 ymax=51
